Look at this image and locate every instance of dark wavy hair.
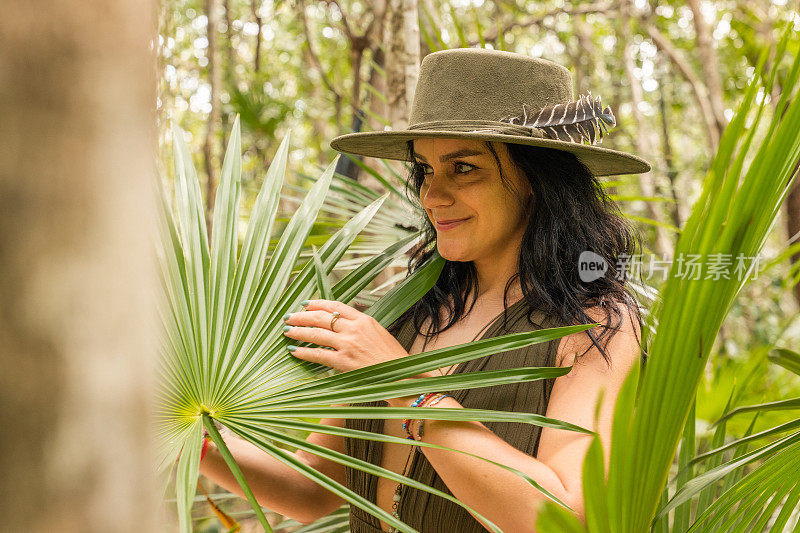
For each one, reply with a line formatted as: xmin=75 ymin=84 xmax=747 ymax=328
xmin=390 ymin=139 xmax=646 ymax=367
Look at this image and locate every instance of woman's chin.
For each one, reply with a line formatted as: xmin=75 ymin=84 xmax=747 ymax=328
xmin=436 ymin=243 xmax=471 ymax=262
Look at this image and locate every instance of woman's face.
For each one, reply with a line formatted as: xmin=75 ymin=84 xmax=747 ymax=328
xmin=413 ymin=137 xmax=533 ymax=263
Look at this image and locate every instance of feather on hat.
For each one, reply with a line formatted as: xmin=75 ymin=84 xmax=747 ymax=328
xmin=499 ymin=91 xmax=615 ymax=145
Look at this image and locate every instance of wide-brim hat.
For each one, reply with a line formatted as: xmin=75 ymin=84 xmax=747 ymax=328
xmin=330 ymin=48 xmax=652 ymax=177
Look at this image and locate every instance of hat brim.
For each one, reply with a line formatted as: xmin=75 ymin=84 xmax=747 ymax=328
xmin=330 ymin=129 xmax=652 ymax=177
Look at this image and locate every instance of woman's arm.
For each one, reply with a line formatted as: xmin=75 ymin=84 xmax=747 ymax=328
xmin=199 ymin=409 xmax=348 ymax=525
xmin=388 ymin=307 xmax=641 ymax=532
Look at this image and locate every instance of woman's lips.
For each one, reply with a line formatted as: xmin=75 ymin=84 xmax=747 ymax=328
xmin=435 ymin=217 xmax=471 ymax=231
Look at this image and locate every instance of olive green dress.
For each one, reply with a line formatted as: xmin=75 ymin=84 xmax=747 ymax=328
xmin=344 ymin=298 xmax=566 ymax=532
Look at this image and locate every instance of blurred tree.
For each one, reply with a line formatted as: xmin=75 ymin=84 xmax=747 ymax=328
xmin=0 ymin=0 xmax=160 ymax=531
xmin=686 ymin=0 xmax=728 ymax=142
xmin=619 ymin=0 xmax=673 ymax=257
xmin=204 ymin=0 xmax=224 ymax=235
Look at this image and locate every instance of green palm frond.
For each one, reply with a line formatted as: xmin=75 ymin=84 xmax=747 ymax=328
xmin=275 ymin=156 xmax=417 ymax=310
xmin=274 ymin=505 xmax=350 ymax=532
xmin=685 ymin=440 xmax=800 ymax=532
xmin=654 ymin=347 xmax=800 ymax=532
xmin=156 ymin=115 xmax=601 ymax=532
xmin=535 ymin=21 xmax=800 ymax=533
xmin=768 ymin=347 xmax=800 ymax=376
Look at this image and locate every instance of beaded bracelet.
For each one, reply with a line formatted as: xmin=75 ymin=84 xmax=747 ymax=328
xmin=413 ymin=394 xmax=454 ymax=440
xmin=404 ymin=394 xmax=439 ymax=439
xmin=402 ymin=392 xmax=438 ymax=438
xmin=403 ymin=392 xmax=454 ymax=439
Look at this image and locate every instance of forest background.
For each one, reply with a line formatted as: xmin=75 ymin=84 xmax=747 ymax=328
xmin=0 ymin=0 xmax=798 ymax=531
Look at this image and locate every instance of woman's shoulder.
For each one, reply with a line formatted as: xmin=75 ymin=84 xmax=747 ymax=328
xmin=554 ymin=300 xmax=642 ymax=368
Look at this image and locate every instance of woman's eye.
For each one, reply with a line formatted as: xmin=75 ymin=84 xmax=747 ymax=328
xmin=419 ymin=162 xmax=476 ymax=175
xmin=454 ymin=162 xmax=476 ymax=173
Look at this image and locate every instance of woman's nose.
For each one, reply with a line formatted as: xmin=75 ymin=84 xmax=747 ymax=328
xmin=421 ymin=174 xmax=454 ymax=209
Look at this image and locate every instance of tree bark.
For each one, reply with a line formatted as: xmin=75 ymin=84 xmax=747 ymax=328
xmin=385 ymin=0 xmax=420 ymax=131
xmin=324 ymin=0 xmax=381 ymax=181
xmin=362 ymin=0 xmax=420 ymax=191
xmin=364 ymin=2 xmax=389 ymax=132
xmin=249 ymin=0 xmax=262 ymax=72
xmin=0 ymin=1 xmax=160 ymax=531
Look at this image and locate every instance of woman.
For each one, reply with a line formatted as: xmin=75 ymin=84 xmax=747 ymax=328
xmin=200 ymin=48 xmax=650 ymax=532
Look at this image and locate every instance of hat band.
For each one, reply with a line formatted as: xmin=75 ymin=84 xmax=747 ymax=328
xmin=407 ymin=120 xmax=546 ymax=139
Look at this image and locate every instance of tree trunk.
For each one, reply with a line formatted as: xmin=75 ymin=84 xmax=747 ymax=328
xmin=356 ymin=0 xmax=420 ymax=192
xmin=686 ymin=0 xmax=727 ymax=140
xmin=0 ymin=1 xmax=160 ymax=532
xmin=365 ymin=3 xmax=389 ymax=133
xmin=249 ymin=0 xmax=262 ymax=73
xmin=572 ymin=15 xmax=596 ymax=94
xmin=386 ymin=0 xmax=420 ymax=131
xmin=656 ymin=55 xmax=684 ymax=230
xmin=204 ymin=0 xmax=222 ymax=236
xmin=619 ymin=0 xmax=673 ymax=258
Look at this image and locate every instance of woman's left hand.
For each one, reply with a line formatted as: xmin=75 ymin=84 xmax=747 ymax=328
xmin=282 ymin=299 xmax=411 ymax=373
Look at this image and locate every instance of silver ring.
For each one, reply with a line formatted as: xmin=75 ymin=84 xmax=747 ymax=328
xmin=329 ymin=311 xmax=341 ymax=331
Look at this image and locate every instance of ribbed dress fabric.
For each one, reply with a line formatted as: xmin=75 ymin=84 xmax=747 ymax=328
xmin=344 ymin=298 xmax=565 ymax=532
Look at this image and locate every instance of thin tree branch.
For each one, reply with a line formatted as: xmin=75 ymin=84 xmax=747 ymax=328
xmin=250 ymin=0 xmax=262 ymax=72
xmin=619 ymin=0 xmax=673 ymax=257
xmin=686 ymin=0 xmax=727 ymax=137
xmin=323 ymin=0 xmax=355 ymax=42
xmin=656 ymin=55 xmax=683 ymax=229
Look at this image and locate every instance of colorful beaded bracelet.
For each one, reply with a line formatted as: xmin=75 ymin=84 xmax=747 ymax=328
xmin=413 ymin=394 xmax=453 ymax=439
xmin=402 ymin=392 xmax=454 ymax=439
xmin=402 ymin=392 xmax=438 ymax=438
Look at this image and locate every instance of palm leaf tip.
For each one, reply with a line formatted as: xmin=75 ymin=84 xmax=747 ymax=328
xmin=502 ymin=90 xmax=616 ymax=145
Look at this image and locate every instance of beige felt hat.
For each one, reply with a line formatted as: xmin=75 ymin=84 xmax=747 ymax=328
xmin=329 ymin=48 xmax=652 ymax=177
